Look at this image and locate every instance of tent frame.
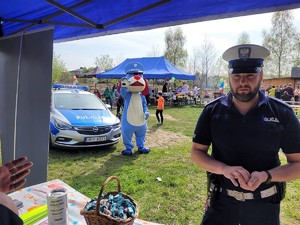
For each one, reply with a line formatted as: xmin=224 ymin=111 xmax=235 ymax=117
xmin=0 ymin=0 xmax=171 ymax=37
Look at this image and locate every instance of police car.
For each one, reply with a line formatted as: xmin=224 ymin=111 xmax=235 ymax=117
xmin=49 ymin=84 xmax=121 ymax=148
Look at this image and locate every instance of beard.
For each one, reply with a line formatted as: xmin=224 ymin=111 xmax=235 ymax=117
xmin=230 ymin=82 xmax=260 ymax=102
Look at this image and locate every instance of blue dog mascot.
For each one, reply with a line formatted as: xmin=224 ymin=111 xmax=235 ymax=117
xmin=118 ymin=62 xmax=150 ymax=156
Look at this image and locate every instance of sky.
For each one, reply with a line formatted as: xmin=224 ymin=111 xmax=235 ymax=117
xmin=53 ymin=8 xmax=300 ymax=71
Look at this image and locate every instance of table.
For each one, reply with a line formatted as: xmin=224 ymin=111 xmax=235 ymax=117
xmin=9 ymin=179 xmax=163 ymax=225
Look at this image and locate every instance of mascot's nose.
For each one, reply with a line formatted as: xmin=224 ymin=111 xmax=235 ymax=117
xmin=134 ymin=75 xmax=141 ymax=80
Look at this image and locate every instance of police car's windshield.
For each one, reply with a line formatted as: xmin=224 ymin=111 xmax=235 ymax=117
xmin=54 ymin=93 xmax=106 ymax=110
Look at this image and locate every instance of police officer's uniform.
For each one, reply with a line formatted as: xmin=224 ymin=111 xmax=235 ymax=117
xmin=193 ymin=44 xmax=300 ymax=225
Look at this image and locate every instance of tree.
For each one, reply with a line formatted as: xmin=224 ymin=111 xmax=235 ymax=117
xmin=188 ymin=47 xmax=204 ymax=87
xmin=188 ymin=47 xmax=201 ymax=75
xmin=262 ymin=11 xmax=298 ymax=78
xmin=198 ymin=37 xmax=218 ymax=88
xmin=210 ymin=56 xmax=228 ymax=91
xmin=94 ymin=54 xmax=114 ymax=71
xmin=52 ymin=52 xmax=69 ymax=83
xmin=164 ymin=26 xmax=188 ymax=69
xmin=293 ymin=33 xmax=300 ymax=66
xmin=114 ymin=53 xmax=125 ymax=66
xmin=147 ymin=45 xmax=162 ymax=57
xmin=237 ymin=32 xmax=251 ymax=44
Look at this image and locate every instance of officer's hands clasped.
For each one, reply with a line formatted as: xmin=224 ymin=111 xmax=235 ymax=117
xmin=223 ymin=166 xmax=267 ymax=191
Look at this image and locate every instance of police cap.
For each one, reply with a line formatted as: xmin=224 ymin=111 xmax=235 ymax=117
xmin=222 ymin=44 xmax=270 ymax=74
xmin=125 ymin=62 xmax=144 ymax=74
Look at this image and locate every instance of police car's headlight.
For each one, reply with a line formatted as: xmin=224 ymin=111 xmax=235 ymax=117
xmin=112 ymin=122 xmax=120 ymax=129
xmin=54 ymin=118 xmax=73 ymax=130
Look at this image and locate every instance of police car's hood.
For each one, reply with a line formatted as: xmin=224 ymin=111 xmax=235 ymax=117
xmin=55 ymin=109 xmax=117 ymax=126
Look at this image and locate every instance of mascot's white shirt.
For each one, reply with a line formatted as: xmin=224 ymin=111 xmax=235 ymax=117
xmin=127 ymin=93 xmax=145 ymax=126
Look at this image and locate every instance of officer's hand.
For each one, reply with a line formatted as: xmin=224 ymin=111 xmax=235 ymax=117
xmin=241 ymin=171 xmax=267 ymax=191
xmin=145 ymin=112 xmax=149 ymax=120
xmin=223 ymin=166 xmax=250 ymax=187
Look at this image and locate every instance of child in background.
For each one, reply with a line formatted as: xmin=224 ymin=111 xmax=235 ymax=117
xmin=156 ymin=92 xmax=164 ymax=125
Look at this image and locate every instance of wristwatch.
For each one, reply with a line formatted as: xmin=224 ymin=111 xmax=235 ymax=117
xmin=264 ymin=170 xmax=272 ymax=184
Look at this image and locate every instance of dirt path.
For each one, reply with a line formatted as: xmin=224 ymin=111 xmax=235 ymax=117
xmin=145 ymin=129 xmax=191 ymax=149
xmin=145 ymin=114 xmax=191 ymax=149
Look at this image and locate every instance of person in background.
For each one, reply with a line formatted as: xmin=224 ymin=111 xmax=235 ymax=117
xmin=283 ymin=83 xmax=294 ymax=97
xmin=281 ymin=91 xmax=294 ymax=104
xmin=93 ymin=89 xmax=101 ymax=99
xmin=191 ymin=44 xmax=300 ymax=225
xmin=112 ymin=83 xmax=117 ymax=93
xmin=274 ymin=85 xmax=282 ymax=99
xmin=113 ymin=87 xmax=120 ymax=107
xmin=268 ymin=85 xmax=276 ymax=97
xmin=162 ymin=83 xmax=168 ymax=93
xmin=149 ymin=89 xmax=156 ymax=105
xmin=156 ymin=92 xmax=164 ymax=125
xmin=181 ymin=82 xmax=189 ymax=94
xmin=0 ymin=156 xmax=33 ymax=225
xmin=114 ymin=88 xmax=124 ymax=118
xmin=265 ymin=84 xmax=272 ymax=96
xmin=171 ymin=91 xmax=178 ymax=106
xmin=104 ymin=84 xmax=113 ymax=107
xmin=293 ymin=85 xmax=299 ymax=102
xmin=193 ymin=85 xmax=199 ymax=105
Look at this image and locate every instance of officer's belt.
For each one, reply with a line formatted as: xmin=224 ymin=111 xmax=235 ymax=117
xmin=226 ymin=185 xmax=277 ymax=201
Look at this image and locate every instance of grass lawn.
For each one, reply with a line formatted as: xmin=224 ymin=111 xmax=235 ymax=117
xmin=1 ymin=104 xmax=299 ymax=224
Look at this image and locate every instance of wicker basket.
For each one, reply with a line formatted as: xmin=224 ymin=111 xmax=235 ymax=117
xmin=80 ymin=176 xmax=139 ymax=225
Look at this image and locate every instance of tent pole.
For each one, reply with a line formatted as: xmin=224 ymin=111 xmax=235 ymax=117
xmin=14 ymin=32 xmax=24 ymax=160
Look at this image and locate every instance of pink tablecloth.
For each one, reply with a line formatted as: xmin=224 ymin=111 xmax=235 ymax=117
xmin=9 ymin=179 xmax=162 ymax=225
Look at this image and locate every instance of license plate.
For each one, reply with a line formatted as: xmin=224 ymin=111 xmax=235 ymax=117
xmin=85 ymin=136 xmax=106 ymax=142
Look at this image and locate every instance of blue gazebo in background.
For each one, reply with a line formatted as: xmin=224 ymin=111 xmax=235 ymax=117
xmin=97 ymin=56 xmax=195 ymax=80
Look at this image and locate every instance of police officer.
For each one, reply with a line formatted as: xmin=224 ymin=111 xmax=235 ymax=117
xmin=191 ymin=44 xmax=300 ymax=225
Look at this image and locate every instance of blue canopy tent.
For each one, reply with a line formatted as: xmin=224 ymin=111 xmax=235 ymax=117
xmin=1 ymin=1 xmax=300 ymax=42
xmin=97 ymin=56 xmax=195 ymax=80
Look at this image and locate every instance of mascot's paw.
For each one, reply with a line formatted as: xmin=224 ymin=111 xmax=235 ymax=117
xmin=138 ymin=147 xmax=150 ymax=154
xmin=144 ymin=112 xmax=149 ymax=120
xmin=121 ymin=149 xmax=133 ymax=156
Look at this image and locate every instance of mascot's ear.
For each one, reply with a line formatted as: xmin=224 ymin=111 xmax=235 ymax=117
xmin=118 ymin=77 xmax=128 ymax=92
xmin=141 ymin=78 xmax=150 ymax=96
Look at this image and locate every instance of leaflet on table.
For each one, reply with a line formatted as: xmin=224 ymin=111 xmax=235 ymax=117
xmin=33 ymin=217 xmax=48 ymax=225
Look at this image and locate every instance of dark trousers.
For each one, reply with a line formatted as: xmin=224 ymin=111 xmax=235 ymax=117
xmin=201 ymin=192 xmax=280 ymax=225
xmin=105 ymin=97 xmax=112 ymax=107
xmin=156 ymin=109 xmax=163 ymax=123
xmin=116 ymin=98 xmax=124 ymax=114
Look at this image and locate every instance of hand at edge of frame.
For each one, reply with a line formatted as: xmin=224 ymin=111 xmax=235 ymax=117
xmin=0 ymin=156 xmax=33 ymax=193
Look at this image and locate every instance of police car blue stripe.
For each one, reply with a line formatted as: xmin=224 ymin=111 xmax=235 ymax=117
xmin=57 ymin=109 xmax=113 ymax=126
